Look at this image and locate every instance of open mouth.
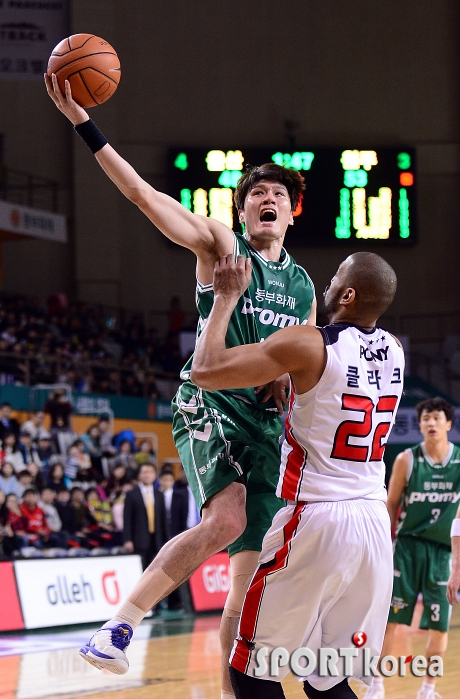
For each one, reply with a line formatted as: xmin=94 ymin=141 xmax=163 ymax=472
xmin=260 ymin=209 xmax=277 ymax=222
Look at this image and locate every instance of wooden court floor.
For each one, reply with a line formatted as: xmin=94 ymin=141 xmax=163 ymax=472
xmin=1 ymin=603 xmax=459 ymax=699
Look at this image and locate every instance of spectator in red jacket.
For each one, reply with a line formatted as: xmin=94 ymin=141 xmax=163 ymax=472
xmin=5 ymin=492 xmax=33 ymax=550
xmin=20 ymin=488 xmax=62 ymax=549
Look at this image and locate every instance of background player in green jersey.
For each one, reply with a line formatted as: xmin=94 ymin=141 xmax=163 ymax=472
xmin=365 ymin=397 xmax=460 ymax=699
xmin=45 ymin=76 xmax=316 ymax=694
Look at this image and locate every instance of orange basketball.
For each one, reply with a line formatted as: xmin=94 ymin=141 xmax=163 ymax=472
xmin=47 ymin=34 xmax=121 ymax=108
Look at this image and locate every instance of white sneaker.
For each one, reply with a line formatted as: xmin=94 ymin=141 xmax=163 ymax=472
xmin=416 ymin=686 xmax=441 ymax=699
xmin=79 ymin=622 xmax=133 ymax=674
xmin=362 ymin=683 xmax=385 ymax=699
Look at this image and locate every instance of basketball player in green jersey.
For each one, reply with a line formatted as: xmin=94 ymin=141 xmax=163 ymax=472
xmin=365 ymin=397 xmax=460 ymax=699
xmin=45 ymin=75 xmax=316 ymax=694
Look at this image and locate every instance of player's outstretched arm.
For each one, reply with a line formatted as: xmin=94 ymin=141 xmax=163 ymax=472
xmin=44 ymin=74 xmax=233 ymax=260
xmin=447 ymin=507 xmax=460 ymax=605
xmin=386 ymin=451 xmax=409 ymax=528
xmin=191 ymin=255 xmax=325 ymax=392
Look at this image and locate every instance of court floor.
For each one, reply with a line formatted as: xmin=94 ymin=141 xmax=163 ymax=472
xmin=1 ymin=603 xmax=459 ymax=699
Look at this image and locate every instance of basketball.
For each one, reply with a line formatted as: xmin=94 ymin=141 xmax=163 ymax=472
xmin=47 ymin=34 xmax=121 ymax=108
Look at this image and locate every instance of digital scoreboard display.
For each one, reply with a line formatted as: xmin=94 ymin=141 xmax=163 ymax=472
xmin=169 ymin=147 xmax=416 ymax=246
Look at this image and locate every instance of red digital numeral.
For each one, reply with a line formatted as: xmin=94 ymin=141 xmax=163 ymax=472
xmin=331 ymin=394 xmax=398 ymax=463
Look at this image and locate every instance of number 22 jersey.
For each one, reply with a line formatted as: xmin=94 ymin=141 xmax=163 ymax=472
xmin=278 ymin=322 xmax=405 ymax=502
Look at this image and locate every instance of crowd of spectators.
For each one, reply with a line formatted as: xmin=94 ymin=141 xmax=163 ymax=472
xmin=0 ymin=292 xmax=195 ymax=398
xmin=0 ymin=406 xmax=200 ymax=563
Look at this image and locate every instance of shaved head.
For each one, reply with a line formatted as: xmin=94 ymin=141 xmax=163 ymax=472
xmin=324 ymin=252 xmax=397 ymax=323
xmin=342 ymin=253 xmax=397 ymax=317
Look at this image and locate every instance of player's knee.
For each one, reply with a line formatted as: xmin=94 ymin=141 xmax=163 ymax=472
xmin=202 ymin=510 xmax=246 ymax=549
xmin=303 ymin=679 xmax=357 ymax=699
xmin=225 ymin=513 xmax=246 ymax=543
xmin=217 ymin=512 xmax=246 ymax=547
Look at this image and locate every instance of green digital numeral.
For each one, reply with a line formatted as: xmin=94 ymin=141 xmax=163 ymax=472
xmin=218 ymin=170 xmax=242 ymax=188
xmin=271 ymin=152 xmax=314 ymax=170
xmin=180 ymin=189 xmax=192 ymax=210
xmin=174 ymin=153 xmax=188 ymax=170
xmin=335 ymin=188 xmax=351 ymax=238
xmin=397 ymin=152 xmax=411 ymax=170
xmin=399 ymin=188 xmax=410 ymax=238
xmin=344 ymin=170 xmax=368 ymax=187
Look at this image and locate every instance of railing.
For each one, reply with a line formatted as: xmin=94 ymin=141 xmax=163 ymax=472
xmin=0 ymin=290 xmax=198 ymax=341
xmin=0 ymin=165 xmax=60 ymax=212
xmin=0 ymin=351 xmax=181 ymax=399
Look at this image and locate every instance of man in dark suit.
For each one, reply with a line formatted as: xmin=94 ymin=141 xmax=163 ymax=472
xmin=0 ymin=402 xmax=21 ymax=442
xmin=159 ymin=465 xmax=188 ymax=540
xmin=123 ymin=463 xmax=167 ymax=570
xmin=159 ymin=464 xmax=189 ymax=611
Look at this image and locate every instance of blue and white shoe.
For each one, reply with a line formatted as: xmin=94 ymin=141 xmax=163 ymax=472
xmin=79 ymin=623 xmax=133 ymax=674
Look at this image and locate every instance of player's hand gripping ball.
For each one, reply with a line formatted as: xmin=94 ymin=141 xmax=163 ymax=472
xmin=47 ymin=34 xmax=121 ymax=108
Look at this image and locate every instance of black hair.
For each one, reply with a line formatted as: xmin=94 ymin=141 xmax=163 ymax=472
xmin=0 ymin=461 xmax=15 ymax=475
xmin=69 ymin=486 xmax=84 ymax=495
xmin=234 ymin=163 xmax=305 ymax=212
xmin=48 ymin=463 xmax=64 ymax=479
xmin=415 ymin=397 xmax=455 ymax=423
xmin=17 ymin=469 xmax=32 ymax=479
xmin=137 ymin=462 xmax=157 ymax=476
xmin=22 ymin=487 xmax=37 ymax=497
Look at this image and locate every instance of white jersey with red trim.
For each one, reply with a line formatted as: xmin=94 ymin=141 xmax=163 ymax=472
xmin=277 ymin=322 xmax=404 ymax=502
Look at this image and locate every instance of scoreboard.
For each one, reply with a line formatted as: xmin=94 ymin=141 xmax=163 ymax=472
xmin=169 ymin=147 xmax=416 ymax=246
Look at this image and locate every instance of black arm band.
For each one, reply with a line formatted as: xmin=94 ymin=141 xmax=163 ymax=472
xmin=74 ymin=119 xmax=108 ymax=154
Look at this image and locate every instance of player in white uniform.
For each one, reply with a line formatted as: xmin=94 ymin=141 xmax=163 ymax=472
xmin=191 ymin=251 xmax=404 ymax=699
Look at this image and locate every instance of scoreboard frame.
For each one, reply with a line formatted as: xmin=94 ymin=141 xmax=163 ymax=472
xmin=168 ymin=146 xmax=417 ymax=247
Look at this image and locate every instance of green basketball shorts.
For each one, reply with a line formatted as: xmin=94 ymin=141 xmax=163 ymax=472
xmin=388 ymin=535 xmax=452 ymax=632
xmin=172 ymin=382 xmax=285 ymax=556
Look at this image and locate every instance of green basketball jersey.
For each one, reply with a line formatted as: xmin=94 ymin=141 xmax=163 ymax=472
xmin=180 ymin=232 xmax=315 ymax=410
xmin=396 ymin=442 xmax=460 ymax=547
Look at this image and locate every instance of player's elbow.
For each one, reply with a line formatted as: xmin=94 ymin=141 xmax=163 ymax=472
xmin=127 ymin=184 xmax=151 ymax=206
xmin=190 ymin=365 xmax=220 ymax=391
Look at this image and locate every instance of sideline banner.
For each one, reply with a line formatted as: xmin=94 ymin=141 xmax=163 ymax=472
xmin=0 ymin=384 xmax=174 ymax=421
xmin=0 ymin=201 xmax=67 ymax=242
xmin=388 ymin=407 xmax=460 ymax=444
xmin=0 ymin=0 xmax=69 ymax=81
xmin=14 ymin=555 xmax=143 ymax=629
xmin=0 ymin=561 xmax=24 ymax=631
xmin=189 ymin=551 xmax=230 ymax=612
